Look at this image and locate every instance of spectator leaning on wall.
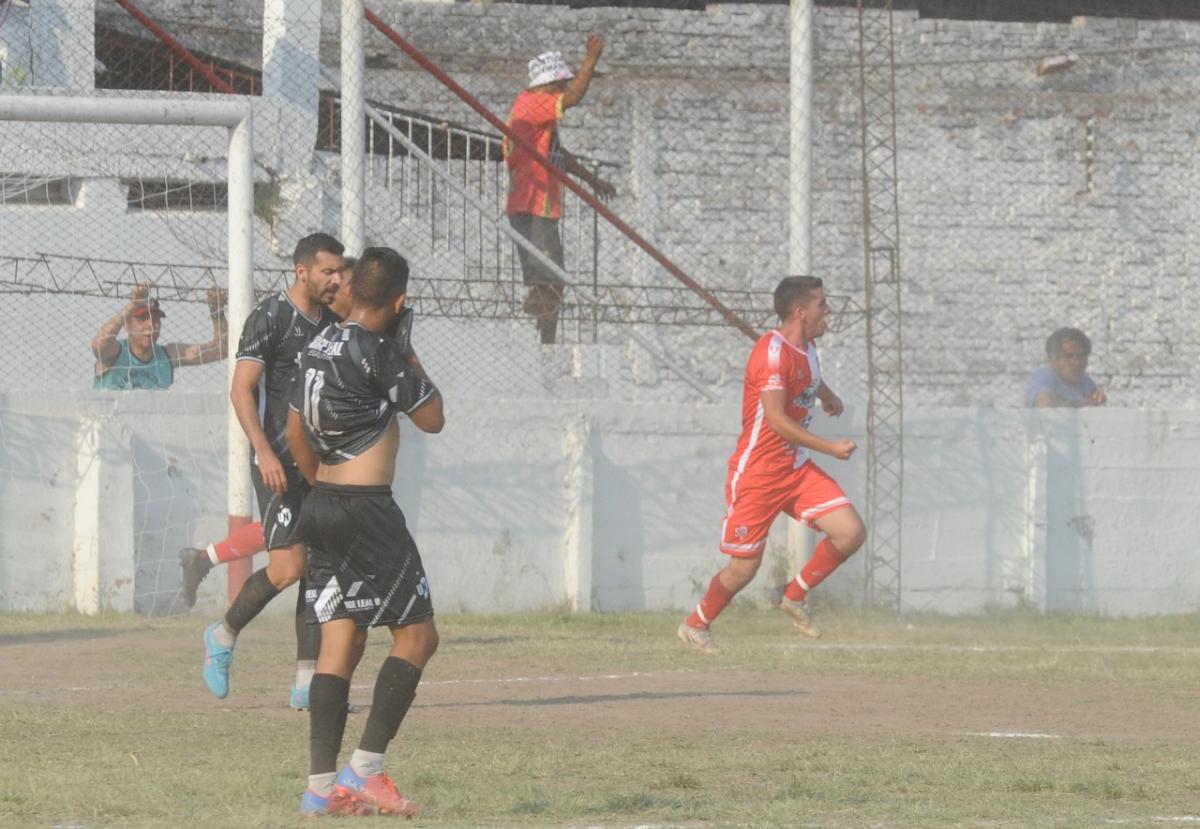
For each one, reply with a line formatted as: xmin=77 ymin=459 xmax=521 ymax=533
xmin=504 ymin=34 xmax=616 ymax=345
xmin=92 ymin=282 xmax=229 ymax=390
xmin=1025 ymin=326 xmax=1107 ymax=408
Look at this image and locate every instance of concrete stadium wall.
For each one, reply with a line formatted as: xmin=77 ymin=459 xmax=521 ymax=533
xmin=1 ymin=393 xmax=1196 ymax=618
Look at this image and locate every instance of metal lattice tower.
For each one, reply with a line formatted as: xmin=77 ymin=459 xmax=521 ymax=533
xmin=856 ymin=0 xmax=904 ymax=611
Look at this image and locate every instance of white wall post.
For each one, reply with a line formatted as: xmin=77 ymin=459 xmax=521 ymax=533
xmin=72 ymin=417 xmax=103 ymax=614
xmin=71 ymin=416 xmax=135 ymax=613
xmin=341 ymin=0 xmax=367 ymax=255
xmin=563 ymin=415 xmax=594 ymax=611
xmin=1023 ymin=435 xmax=1049 ymax=611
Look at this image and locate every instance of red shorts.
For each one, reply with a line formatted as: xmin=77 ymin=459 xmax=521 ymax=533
xmin=719 ymin=461 xmax=851 ymax=558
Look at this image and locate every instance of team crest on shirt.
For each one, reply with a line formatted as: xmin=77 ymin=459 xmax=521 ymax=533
xmin=278 ymin=507 xmax=292 ymax=526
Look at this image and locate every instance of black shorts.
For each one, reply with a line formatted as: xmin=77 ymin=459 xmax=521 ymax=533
xmin=251 ymin=462 xmax=310 ymax=551
xmin=509 ymin=212 xmax=564 ymax=286
xmin=298 ymin=483 xmax=434 ymax=629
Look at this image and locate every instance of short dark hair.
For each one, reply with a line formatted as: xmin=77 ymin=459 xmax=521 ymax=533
xmin=292 ymin=232 xmax=344 ymax=267
xmin=353 ymin=247 xmax=410 ymax=308
xmin=1046 ymin=327 xmax=1091 ymax=359
xmin=773 ymin=276 xmax=824 ymax=321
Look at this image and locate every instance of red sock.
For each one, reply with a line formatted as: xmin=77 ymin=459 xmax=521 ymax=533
xmin=686 ymin=574 xmax=735 ymax=629
xmin=784 ymin=538 xmax=844 ymax=602
xmin=210 ymin=522 xmax=266 ymax=564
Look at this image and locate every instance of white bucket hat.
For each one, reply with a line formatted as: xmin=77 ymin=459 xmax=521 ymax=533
xmin=527 ymin=51 xmax=575 ymax=88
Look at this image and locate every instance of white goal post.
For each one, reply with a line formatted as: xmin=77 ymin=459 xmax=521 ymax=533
xmin=0 ymin=94 xmax=256 ymax=608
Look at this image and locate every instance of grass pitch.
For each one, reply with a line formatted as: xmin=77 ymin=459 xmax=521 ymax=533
xmin=1 ymin=605 xmax=1198 ymax=828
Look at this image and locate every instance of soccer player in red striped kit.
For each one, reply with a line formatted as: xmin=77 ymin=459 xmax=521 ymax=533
xmin=678 ymin=276 xmax=866 ymax=653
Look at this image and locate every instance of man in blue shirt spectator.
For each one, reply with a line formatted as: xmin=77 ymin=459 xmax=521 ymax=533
xmin=92 ymin=282 xmax=228 ymax=390
xmin=1025 ymin=327 xmax=1107 ymax=408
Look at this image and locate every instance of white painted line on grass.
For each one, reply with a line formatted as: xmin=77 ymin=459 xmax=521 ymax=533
xmin=1152 ymin=818 xmax=1200 ymax=823
xmin=352 ymin=667 xmax=727 ymax=692
xmin=782 ymin=642 xmax=1200 ymax=655
xmin=964 ymin=731 xmax=1062 ymax=739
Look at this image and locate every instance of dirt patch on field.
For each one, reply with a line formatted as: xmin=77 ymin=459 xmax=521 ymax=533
xmin=2 ymin=620 xmax=1194 ymax=743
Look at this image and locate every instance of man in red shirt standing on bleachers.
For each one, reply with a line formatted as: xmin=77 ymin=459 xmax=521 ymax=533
xmin=504 ymin=35 xmax=616 ymax=345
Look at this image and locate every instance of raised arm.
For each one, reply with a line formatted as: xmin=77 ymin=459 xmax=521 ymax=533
xmin=92 ymin=283 xmax=149 ymax=369
xmin=761 ymin=389 xmax=856 ymax=461
xmin=561 ymin=34 xmax=604 ymax=110
xmin=166 ymin=287 xmax=229 ymax=368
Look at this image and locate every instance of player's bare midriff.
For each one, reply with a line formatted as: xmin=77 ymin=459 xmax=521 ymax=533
xmin=316 ymin=416 xmax=400 ymax=487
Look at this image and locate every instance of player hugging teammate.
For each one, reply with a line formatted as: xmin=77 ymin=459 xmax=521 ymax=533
xmin=287 ymin=247 xmax=445 ymax=817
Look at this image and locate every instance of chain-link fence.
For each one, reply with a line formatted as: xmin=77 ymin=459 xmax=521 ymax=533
xmin=9 ymin=1 xmax=1191 ymax=402
xmin=2 ymin=0 xmax=1197 ymax=613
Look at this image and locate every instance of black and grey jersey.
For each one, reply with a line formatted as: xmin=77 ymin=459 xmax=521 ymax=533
xmin=291 ymin=322 xmax=436 ymax=465
xmin=236 ymin=292 xmax=339 ymax=467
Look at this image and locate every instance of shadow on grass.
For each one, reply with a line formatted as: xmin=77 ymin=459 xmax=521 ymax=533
xmin=422 ymin=688 xmax=804 ymax=708
xmin=0 ymin=627 xmax=135 ymax=647
xmin=442 ymin=635 xmax=528 ymax=647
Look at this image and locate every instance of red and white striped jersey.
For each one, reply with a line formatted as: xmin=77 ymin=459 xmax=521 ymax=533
xmin=728 ymin=330 xmax=821 ymax=476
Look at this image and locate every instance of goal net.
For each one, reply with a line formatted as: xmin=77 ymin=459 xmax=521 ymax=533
xmin=0 ymin=93 xmax=257 ymax=616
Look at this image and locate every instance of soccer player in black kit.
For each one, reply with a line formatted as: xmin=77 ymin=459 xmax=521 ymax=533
xmin=286 ymin=247 xmax=444 ymax=817
xmin=201 ymin=233 xmax=344 ymax=708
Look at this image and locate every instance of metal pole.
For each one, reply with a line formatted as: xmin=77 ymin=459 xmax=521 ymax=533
xmin=788 ymin=0 xmax=816 ymax=569
xmin=341 ymin=0 xmax=367 ymax=255
xmin=592 ymin=162 xmax=600 ymax=345
xmin=225 ymin=111 xmax=256 ymax=600
xmin=790 ymin=0 xmax=814 ymax=276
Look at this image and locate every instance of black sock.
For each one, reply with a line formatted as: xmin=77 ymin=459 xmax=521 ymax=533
xmin=310 ymin=673 xmax=351 ymax=775
xmin=295 ymin=578 xmax=320 ymax=661
xmin=223 ymin=568 xmax=281 ymax=633
xmin=358 ymin=657 xmax=422 ymax=754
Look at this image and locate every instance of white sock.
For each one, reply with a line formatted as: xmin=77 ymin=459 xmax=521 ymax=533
xmin=205 ymin=544 xmax=220 ymax=566
xmin=212 ymin=622 xmax=237 ymax=649
xmin=308 ymin=772 xmax=336 ymax=797
xmin=295 ymin=660 xmax=316 ymax=689
xmin=350 ymin=749 xmax=386 ymax=779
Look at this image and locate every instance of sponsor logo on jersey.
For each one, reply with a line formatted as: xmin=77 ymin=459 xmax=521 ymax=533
xmin=278 ymin=507 xmax=293 ymax=526
xmin=794 ymin=389 xmax=817 ymax=409
xmin=308 ymin=334 xmax=346 ymax=358
xmin=416 ymin=576 xmax=429 ymax=599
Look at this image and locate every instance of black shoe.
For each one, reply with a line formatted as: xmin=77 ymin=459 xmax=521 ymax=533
xmin=179 ymin=547 xmax=213 ymax=608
